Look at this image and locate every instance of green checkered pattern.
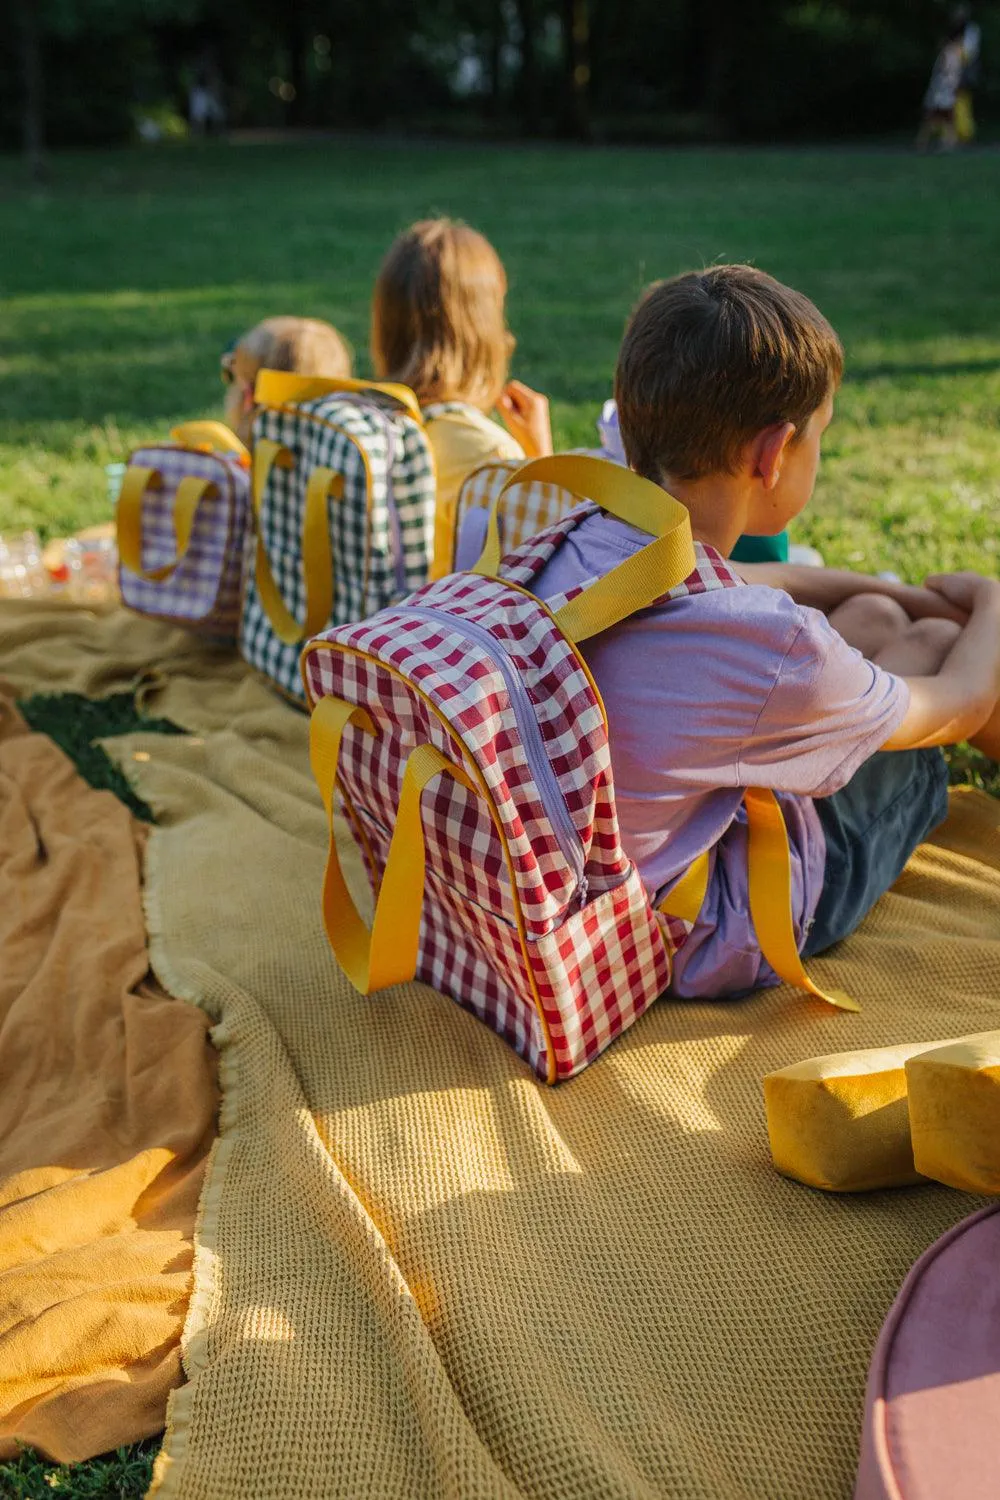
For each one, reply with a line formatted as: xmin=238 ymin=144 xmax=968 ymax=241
xmin=240 ymin=393 xmax=436 ymax=700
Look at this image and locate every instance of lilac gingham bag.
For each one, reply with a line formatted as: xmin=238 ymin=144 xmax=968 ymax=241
xmin=117 ymin=421 xmax=251 ymax=639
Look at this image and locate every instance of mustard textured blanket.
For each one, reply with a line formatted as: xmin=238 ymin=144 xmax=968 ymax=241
xmin=122 ymin=694 xmax=998 ymax=1498
xmin=4 ymin=600 xmax=998 ymax=1498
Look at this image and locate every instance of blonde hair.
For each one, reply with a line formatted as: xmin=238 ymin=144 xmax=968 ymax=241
xmin=239 ymin=316 xmax=352 ymax=378
xmin=371 ymin=220 xmax=513 ymax=410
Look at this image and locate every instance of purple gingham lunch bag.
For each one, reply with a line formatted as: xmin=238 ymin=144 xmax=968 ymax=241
xmin=116 ymin=421 xmax=251 ymax=639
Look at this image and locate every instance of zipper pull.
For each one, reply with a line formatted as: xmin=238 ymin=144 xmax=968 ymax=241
xmin=576 ymin=874 xmax=589 ymax=910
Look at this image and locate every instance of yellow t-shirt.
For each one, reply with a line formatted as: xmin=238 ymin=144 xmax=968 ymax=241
xmin=424 ymin=404 xmax=524 ymax=577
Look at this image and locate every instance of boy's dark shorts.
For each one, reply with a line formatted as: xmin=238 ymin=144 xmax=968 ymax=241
xmin=802 ymin=748 xmax=950 ymax=958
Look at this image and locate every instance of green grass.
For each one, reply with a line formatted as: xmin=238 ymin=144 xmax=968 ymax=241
xmin=0 ymin=138 xmax=999 ymax=1493
xmin=0 ymin=1439 xmax=157 ymax=1498
xmin=2 ymin=138 xmax=1000 ymax=580
xmin=18 ymin=690 xmax=185 ymax=822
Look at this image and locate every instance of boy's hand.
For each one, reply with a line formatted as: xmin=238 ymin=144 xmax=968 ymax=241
xmin=498 ymin=380 xmax=553 ymax=458
xmin=925 ymin=572 xmax=1000 ymax=617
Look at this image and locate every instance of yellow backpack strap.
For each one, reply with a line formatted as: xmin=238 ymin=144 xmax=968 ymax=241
xmin=660 ymin=790 xmax=858 ymax=1012
xmin=744 ymin=787 xmax=858 ymax=1011
xmin=251 ymin=439 xmax=342 ymax=646
xmin=169 ymin=421 xmax=250 ymax=461
xmin=474 ymin=454 xmax=696 ymax=644
xmin=254 ymin=369 xmax=424 ymax=428
xmin=310 ymin=696 xmax=476 ymax=992
xmin=117 ymin=466 xmax=217 ymax=582
xmin=659 ymin=850 xmax=710 ymax=925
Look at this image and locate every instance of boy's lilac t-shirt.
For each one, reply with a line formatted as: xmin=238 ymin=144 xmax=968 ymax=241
xmin=533 ymin=512 xmax=909 ymax=996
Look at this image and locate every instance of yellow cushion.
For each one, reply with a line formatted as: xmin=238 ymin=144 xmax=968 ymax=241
xmin=763 ymin=1043 xmax=936 ymax=1191
xmin=906 ymin=1033 xmax=1000 ymax=1194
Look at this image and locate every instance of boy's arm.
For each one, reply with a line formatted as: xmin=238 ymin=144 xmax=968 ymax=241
xmin=883 ymin=574 xmax=1000 ymax=750
xmin=737 ymin=562 xmax=967 ymax=625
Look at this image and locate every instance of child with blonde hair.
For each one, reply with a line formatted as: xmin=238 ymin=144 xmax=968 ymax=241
xmin=371 ymin=219 xmax=552 ymax=540
xmin=221 ymin=316 xmax=352 ymax=445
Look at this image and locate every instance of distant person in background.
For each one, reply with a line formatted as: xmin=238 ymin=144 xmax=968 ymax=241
xmin=371 ymin=218 xmax=553 ymax=574
xmin=189 ymin=64 xmax=227 ymax=137
xmin=917 ymin=17 xmax=968 ymax=151
xmin=953 ymin=3 xmax=982 ymax=144
xmin=221 ymin=317 xmax=353 ymax=445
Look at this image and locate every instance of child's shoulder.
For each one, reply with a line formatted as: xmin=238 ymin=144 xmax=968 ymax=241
xmin=423 ymin=401 xmax=524 ymax=468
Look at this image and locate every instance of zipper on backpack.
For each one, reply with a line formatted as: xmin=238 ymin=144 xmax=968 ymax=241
xmin=402 ymin=604 xmax=588 ymax=907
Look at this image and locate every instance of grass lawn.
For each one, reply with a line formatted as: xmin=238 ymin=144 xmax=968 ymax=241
xmin=0 ymin=136 xmax=998 ymax=1494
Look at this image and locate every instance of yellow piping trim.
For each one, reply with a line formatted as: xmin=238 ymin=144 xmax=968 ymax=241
xmin=302 ymin=637 xmax=560 ymax=1082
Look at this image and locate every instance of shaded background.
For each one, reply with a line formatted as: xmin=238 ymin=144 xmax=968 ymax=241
xmin=7 ymin=0 xmax=1000 ymax=158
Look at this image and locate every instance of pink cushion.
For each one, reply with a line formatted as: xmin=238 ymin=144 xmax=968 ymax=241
xmin=855 ymin=1205 xmax=1000 ymax=1499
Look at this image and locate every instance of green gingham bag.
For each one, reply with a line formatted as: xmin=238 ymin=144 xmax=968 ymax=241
xmin=240 ymin=373 xmax=437 ymax=701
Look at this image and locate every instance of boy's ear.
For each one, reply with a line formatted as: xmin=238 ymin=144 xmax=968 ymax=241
xmin=751 ymin=422 xmax=796 ymax=490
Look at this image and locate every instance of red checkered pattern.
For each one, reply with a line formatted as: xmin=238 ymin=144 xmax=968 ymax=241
xmin=119 ymin=444 xmax=249 ymax=638
xmin=302 ymin=503 xmax=742 ymax=1081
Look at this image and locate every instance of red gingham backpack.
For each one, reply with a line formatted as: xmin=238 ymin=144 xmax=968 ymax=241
xmin=302 ymin=456 xmax=854 ymax=1083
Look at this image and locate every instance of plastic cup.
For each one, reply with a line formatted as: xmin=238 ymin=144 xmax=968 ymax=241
xmin=105 ymin=462 xmax=127 ymax=507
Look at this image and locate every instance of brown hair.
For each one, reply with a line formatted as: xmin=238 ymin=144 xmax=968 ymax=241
xmin=371 ymin=219 xmax=514 ymax=409
xmin=614 ymin=265 xmax=843 ymax=483
xmin=239 ymin=316 xmax=352 ymax=378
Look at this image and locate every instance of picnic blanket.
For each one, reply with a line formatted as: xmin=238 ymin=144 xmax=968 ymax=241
xmin=3 ymin=600 xmax=999 ymax=1497
xmin=93 ymin=664 xmax=997 ymax=1498
xmin=0 ymin=599 xmax=308 ymax=769
xmin=0 ymin=684 xmax=218 ymax=1465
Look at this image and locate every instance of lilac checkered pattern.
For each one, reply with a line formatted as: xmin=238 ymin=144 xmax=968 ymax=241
xmin=303 ymin=504 xmax=742 ymax=1081
xmin=453 ymin=459 xmax=593 ymax=571
xmin=119 ymin=445 xmax=249 ymax=637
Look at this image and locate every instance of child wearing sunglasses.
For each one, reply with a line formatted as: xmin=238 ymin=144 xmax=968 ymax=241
xmin=221 ymin=317 xmax=353 ymax=445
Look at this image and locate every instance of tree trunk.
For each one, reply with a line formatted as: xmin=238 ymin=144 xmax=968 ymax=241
xmin=284 ymin=8 xmax=308 ymax=126
xmin=562 ymin=0 xmax=591 ymax=139
xmin=515 ymin=0 xmax=541 ymax=135
xmin=19 ymin=3 xmax=45 ymax=182
xmin=488 ymin=0 xmax=504 ymax=119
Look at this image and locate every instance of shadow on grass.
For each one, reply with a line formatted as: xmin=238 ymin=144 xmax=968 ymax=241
xmin=848 ymin=356 xmax=1000 ymax=382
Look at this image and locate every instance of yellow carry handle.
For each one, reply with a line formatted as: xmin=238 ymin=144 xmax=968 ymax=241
xmin=169 ymin=421 xmax=250 ymax=462
xmin=254 ymin=370 xmax=424 ymax=428
xmin=659 ymin=789 xmax=858 ymax=1013
xmin=310 ymin=696 xmax=476 ymax=992
xmin=251 ymin=440 xmax=342 ymax=646
xmin=474 ymin=454 xmax=696 ymax=646
xmin=116 ymin=466 xmax=217 ymax=582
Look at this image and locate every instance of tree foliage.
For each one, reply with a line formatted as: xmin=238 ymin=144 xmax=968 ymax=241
xmin=4 ymin=0 xmax=996 ymax=156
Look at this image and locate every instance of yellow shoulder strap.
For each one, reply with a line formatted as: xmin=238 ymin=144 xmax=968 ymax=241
xmin=744 ymin=787 xmax=858 ymax=1011
xmin=169 ymin=421 xmax=250 ymax=460
xmin=659 ymin=790 xmax=858 ymax=1012
xmin=117 ymin=466 xmax=217 ymax=582
xmin=473 ymin=454 xmax=696 ymax=645
xmin=254 ymin=370 xmax=424 ymax=428
xmin=251 ymin=439 xmax=342 ymax=646
xmin=310 ymin=696 xmax=475 ymax=992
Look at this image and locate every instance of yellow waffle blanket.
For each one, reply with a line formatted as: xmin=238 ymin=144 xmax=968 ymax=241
xmin=2 ymin=600 xmax=999 ymax=1498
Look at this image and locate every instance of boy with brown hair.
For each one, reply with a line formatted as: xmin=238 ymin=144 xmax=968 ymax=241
xmin=535 ymin=264 xmax=1000 ymax=997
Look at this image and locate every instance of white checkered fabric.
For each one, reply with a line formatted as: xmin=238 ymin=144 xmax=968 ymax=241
xmin=118 ymin=444 xmax=249 ymax=638
xmin=240 ymin=392 xmax=435 ymax=700
xmin=303 ymin=504 xmax=742 ymax=1081
xmin=452 ymin=458 xmax=594 ymax=572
